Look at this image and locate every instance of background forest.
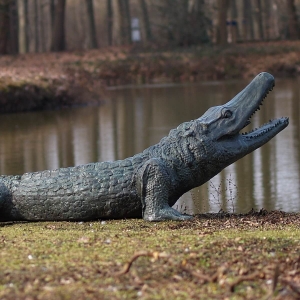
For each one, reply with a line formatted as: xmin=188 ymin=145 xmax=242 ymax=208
xmin=1 ymin=0 xmax=300 ymax=54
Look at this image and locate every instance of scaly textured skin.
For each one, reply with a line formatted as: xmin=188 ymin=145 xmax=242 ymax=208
xmin=0 ymin=72 xmax=289 ymax=221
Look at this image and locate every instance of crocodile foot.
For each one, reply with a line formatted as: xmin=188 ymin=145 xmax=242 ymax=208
xmin=143 ymin=206 xmax=193 ymax=222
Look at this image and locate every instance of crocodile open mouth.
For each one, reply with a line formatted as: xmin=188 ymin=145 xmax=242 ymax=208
xmin=240 ymin=83 xmax=289 ymax=139
xmin=241 ymin=83 xmax=274 ymax=130
xmin=241 ymin=117 xmax=289 ymax=139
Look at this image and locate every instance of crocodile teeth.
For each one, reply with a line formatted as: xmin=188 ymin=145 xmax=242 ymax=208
xmin=243 ymin=118 xmax=286 ymax=139
xmin=243 ymin=83 xmax=274 ymax=131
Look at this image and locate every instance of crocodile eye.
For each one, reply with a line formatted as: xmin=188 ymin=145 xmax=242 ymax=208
xmin=223 ymin=110 xmax=232 ymax=118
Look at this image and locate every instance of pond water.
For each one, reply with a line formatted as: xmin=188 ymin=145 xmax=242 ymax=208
xmin=0 ymin=78 xmax=299 ymax=214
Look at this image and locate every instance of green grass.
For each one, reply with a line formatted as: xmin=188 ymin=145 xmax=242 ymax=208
xmin=0 ymin=211 xmax=299 ymax=299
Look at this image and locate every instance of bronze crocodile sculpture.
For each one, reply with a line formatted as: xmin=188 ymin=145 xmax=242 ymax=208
xmin=0 ymin=72 xmax=289 ymax=221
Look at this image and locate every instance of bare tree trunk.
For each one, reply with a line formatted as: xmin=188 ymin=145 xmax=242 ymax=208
xmin=85 ymin=0 xmax=98 ymax=48
xmin=51 ymin=0 xmax=66 ymax=52
xmin=18 ymin=0 xmax=26 ymax=53
xmin=139 ymin=0 xmax=152 ymax=42
xmin=248 ymin=1 xmax=255 ymax=40
xmin=217 ymin=0 xmax=229 ymax=45
xmin=33 ymin=0 xmax=39 ymax=52
xmin=255 ymin=0 xmax=264 ymax=40
xmin=117 ymin=0 xmax=125 ymax=44
xmin=112 ymin=0 xmax=120 ymax=45
xmin=123 ymin=0 xmax=131 ymax=44
xmin=39 ymin=0 xmax=45 ymax=51
xmin=117 ymin=0 xmax=131 ymax=44
xmin=24 ymin=0 xmax=29 ymax=51
xmin=0 ymin=0 xmax=10 ymax=54
xmin=263 ymin=0 xmax=271 ymax=39
xmin=287 ymin=0 xmax=299 ymax=39
xmin=50 ymin=0 xmax=55 ymax=29
xmin=243 ymin=0 xmax=254 ymax=40
xmin=9 ymin=0 xmax=18 ymax=53
xmin=107 ymin=0 xmax=113 ymax=46
xmin=230 ymin=0 xmax=239 ymax=43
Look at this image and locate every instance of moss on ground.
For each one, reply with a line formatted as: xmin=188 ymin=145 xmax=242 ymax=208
xmin=0 ymin=211 xmax=299 ymax=299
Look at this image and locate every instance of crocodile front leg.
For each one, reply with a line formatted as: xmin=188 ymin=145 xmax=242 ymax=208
xmin=136 ymin=158 xmax=192 ymax=221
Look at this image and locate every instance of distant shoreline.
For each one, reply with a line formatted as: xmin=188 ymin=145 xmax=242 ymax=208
xmin=1 ymin=40 xmax=300 ymax=113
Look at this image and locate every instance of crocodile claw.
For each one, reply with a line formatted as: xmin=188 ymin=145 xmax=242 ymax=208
xmin=144 ymin=207 xmax=193 ymax=222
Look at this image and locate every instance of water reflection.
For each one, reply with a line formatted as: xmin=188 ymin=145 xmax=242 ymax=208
xmin=0 ymin=78 xmax=299 ymax=213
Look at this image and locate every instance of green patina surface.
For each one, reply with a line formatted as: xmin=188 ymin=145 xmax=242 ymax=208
xmin=0 ymin=211 xmax=299 ymax=300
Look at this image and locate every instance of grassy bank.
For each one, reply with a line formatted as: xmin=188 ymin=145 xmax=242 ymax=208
xmin=0 ymin=211 xmax=299 ymax=300
xmin=0 ymin=54 xmax=104 ymax=113
xmin=1 ymin=40 xmax=300 ymax=113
